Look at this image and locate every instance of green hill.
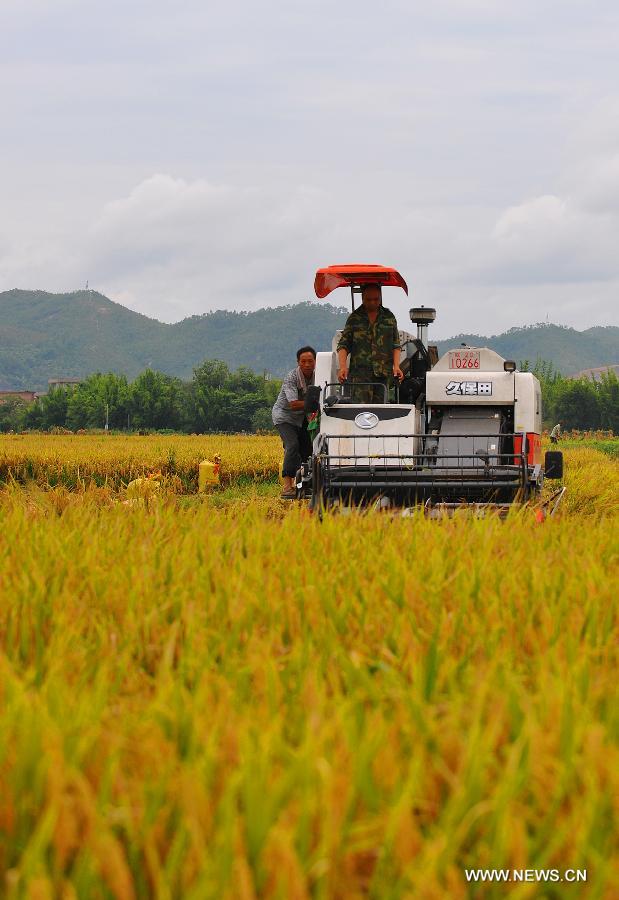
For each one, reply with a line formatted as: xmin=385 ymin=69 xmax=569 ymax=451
xmin=0 ymin=290 xmax=348 ymax=390
xmin=0 ymin=289 xmax=617 ymax=390
xmin=0 ymin=289 xmax=162 ymax=390
xmin=434 ymin=324 xmax=619 ymax=376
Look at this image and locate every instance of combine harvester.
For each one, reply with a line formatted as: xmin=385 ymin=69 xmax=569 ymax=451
xmin=300 ymin=264 xmax=565 ymax=516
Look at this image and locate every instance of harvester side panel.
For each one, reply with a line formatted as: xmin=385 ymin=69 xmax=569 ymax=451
xmin=514 ymin=372 xmax=542 ymax=434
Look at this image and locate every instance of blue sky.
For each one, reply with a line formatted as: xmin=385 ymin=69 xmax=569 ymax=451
xmin=1 ymin=0 xmax=618 ymax=336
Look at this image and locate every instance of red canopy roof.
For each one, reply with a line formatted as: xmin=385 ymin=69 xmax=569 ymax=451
xmin=314 ymin=264 xmax=408 ymax=298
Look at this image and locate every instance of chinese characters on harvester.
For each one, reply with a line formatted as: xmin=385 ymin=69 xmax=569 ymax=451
xmin=445 ymin=381 xmax=493 ymax=396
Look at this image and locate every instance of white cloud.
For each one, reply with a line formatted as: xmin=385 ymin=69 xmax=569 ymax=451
xmin=480 ymin=146 xmax=619 ymax=285
xmin=488 ymin=194 xmax=590 ymax=281
xmin=82 ymin=175 xmax=332 ymax=319
xmin=577 ymin=155 xmax=619 ymax=214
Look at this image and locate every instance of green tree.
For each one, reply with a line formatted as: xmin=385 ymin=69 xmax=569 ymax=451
xmin=597 ymin=370 xmax=619 ymax=432
xmin=130 ymin=369 xmax=185 ymax=430
xmin=554 ymin=379 xmax=601 ymax=431
xmin=190 ymin=360 xmax=274 ymax=432
xmin=36 ymin=387 xmax=70 ymax=428
xmin=66 ymin=374 xmax=131 ymax=430
xmin=0 ymin=399 xmax=28 ymax=432
xmin=228 ymin=366 xmax=264 ymax=394
xmin=226 ymin=366 xmax=269 ymax=429
xmin=191 ymin=360 xmax=235 ymax=432
xmin=23 ymin=401 xmax=43 ymax=430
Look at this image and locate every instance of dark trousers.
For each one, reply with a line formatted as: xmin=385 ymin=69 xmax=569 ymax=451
xmin=276 ymin=421 xmax=313 ymax=477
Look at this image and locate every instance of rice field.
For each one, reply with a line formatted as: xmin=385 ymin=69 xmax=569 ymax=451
xmin=0 ymin=436 xmax=617 ymax=898
xmin=0 ymin=434 xmax=282 ymax=491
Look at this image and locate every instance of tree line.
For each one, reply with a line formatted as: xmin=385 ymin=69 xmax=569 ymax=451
xmin=0 ymin=362 xmax=280 ymax=433
xmin=0 ymin=358 xmax=617 ymax=434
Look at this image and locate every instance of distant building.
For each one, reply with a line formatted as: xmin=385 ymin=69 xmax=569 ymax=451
xmin=0 ymin=390 xmax=37 ymax=404
xmin=48 ymin=378 xmax=81 ymax=390
xmin=570 ymin=364 xmax=619 ymax=381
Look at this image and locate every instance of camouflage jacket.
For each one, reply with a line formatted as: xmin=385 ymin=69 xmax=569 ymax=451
xmin=337 ymin=305 xmax=400 ymax=378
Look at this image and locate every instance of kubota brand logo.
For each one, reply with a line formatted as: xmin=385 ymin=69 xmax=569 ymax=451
xmin=446 ymin=380 xmax=492 ymax=396
xmin=355 ymin=412 xmax=379 ymax=429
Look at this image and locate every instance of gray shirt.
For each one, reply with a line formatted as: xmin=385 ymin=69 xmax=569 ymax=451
xmin=272 ymin=368 xmax=314 ymax=427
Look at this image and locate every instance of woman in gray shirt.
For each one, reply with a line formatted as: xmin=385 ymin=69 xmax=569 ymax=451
xmin=272 ymin=346 xmax=316 ymax=498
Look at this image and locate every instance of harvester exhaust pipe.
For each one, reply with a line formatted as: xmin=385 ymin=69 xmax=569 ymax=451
xmin=409 ymin=306 xmax=436 ymax=350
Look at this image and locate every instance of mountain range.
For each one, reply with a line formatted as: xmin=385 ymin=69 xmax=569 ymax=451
xmin=0 ymin=289 xmax=617 ymax=390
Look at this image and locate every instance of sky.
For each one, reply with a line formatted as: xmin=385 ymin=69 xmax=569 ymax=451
xmin=1 ymin=0 xmax=618 ymax=337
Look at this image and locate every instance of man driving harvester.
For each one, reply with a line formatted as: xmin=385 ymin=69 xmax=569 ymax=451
xmin=336 ymin=283 xmax=403 ymax=403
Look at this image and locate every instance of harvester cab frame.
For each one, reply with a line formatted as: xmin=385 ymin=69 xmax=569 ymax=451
xmin=300 ymin=264 xmax=564 ymax=514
